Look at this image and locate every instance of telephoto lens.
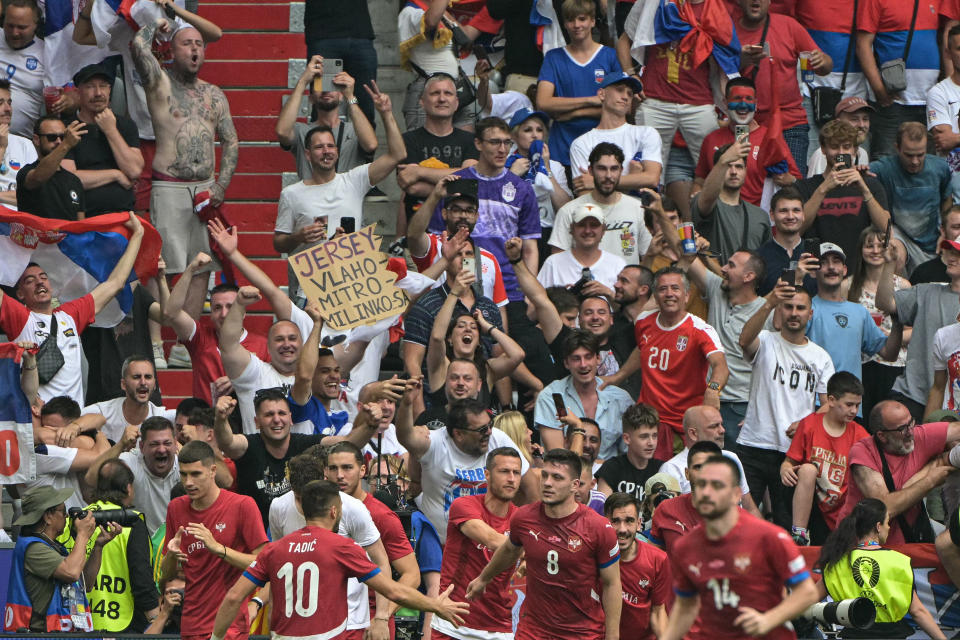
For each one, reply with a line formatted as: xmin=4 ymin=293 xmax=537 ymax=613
xmin=68 ymin=507 xmax=141 ymax=528
xmin=804 ymin=597 xmax=876 ymax=629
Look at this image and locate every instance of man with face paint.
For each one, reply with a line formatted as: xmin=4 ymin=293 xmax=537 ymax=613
xmin=694 ymin=78 xmax=801 ymax=207
xmin=736 ymin=0 xmax=831 ymax=175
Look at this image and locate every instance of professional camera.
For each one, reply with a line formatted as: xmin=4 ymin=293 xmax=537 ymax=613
xmin=68 ymin=506 xmax=141 ymax=528
xmin=803 ymin=597 xmax=876 ymax=629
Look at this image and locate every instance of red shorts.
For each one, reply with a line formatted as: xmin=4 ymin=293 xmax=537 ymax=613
xmin=136 ymin=138 xmax=156 ymax=213
xmin=337 ymin=619 xmax=396 ymax=640
xmin=183 ymin=627 xmax=247 ymax=640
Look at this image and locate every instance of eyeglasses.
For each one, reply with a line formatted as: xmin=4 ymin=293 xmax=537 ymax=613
xmin=482 ymin=138 xmax=512 ymax=148
xmin=41 ymin=133 xmax=65 ymax=142
xmin=880 ymin=418 xmax=915 ymax=436
xmin=447 ymin=206 xmax=478 ymax=214
xmin=457 ymin=421 xmax=493 ymax=434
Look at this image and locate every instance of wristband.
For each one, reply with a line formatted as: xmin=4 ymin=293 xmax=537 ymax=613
xmin=373 ymin=617 xmax=390 ymax=623
xmin=509 ymin=257 xmax=522 ymax=265
xmin=251 ymin=597 xmax=264 ymax=610
xmin=862 ymin=193 xmax=874 ymax=204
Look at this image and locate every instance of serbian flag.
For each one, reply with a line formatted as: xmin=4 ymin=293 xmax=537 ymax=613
xmin=0 ymin=342 xmax=35 ymax=484
xmin=0 ymin=212 xmax=162 ymax=328
xmin=757 ymin=63 xmax=794 ymax=177
xmin=531 ymin=0 xmax=565 ymax=54
xmin=625 ymin=0 xmax=741 ymax=77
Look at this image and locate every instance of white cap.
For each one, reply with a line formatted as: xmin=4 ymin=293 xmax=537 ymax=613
xmin=819 ymin=242 xmax=846 ymax=261
xmin=572 ymin=203 xmax=604 ymax=224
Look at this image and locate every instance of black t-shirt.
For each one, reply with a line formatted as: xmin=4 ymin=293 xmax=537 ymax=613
xmin=415 ymin=405 xmax=450 ymax=431
xmin=796 ymin=174 xmax=888 ymax=262
xmin=595 ymin=455 xmax=663 ymax=501
xmin=910 ymin=256 xmax=947 ymax=284
xmin=402 ymin=127 xmax=479 ymax=218
xmin=236 ymin=433 xmax=325 ymax=526
xmin=304 ymin=0 xmax=374 ymax=40
xmin=66 ymin=116 xmax=139 ymax=214
xmin=16 ymin=163 xmax=85 ymax=220
xmin=487 ymin=0 xmax=565 ymax=77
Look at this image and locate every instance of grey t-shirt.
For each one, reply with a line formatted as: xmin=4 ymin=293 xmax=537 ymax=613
xmin=691 ymin=193 xmax=771 ymax=264
xmin=703 ymin=270 xmax=767 ymax=403
xmin=892 ymin=283 xmax=960 ymax=403
xmin=287 ymin=119 xmax=362 ymax=180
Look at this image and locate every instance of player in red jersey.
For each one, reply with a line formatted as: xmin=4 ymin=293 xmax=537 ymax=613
xmin=433 ymin=446 xmax=522 ymax=640
xmin=649 ymin=441 xmax=720 ymax=553
xmin=466 ymin=448 xmax=622 ymax=640
xmin=161 ymin=441 xmax=269 ymax=640
xmin=324 ymin=441 xmax=419 ymax=640
xmin=604 ymin=492 xmax=669 ymax=640
xmin=603 ymin=265 xmax=728 ymax=460
xmin=209 ymin=480 xmax=469 ymax=640
xmin=663 ymin=456 xmax=819 ymax=640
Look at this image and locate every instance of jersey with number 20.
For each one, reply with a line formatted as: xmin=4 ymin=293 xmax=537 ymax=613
xmin=508 ymin=502 xmax=620 ymax=640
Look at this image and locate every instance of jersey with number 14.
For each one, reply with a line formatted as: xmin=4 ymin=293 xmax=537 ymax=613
xmin=634 ymin=311 xmax=723 ymax=433
xmin=508 ymin=502 xmax=620 ymax=640
xmin=671 ymin=511 xmax=810 ymax=640
xmin=243 ymin=525 xmax=380 ymax=639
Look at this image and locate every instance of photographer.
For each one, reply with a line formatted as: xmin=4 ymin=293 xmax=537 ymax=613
xmin=62 ymin=458 xmax=159 ymax=632
xmin=145 ymin=575 xmax=184 ymax=634
xmin=5 ymin=486 xmax=120 ymax=632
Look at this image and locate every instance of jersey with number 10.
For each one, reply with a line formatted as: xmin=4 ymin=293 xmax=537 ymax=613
xmin=671 ymin=511 xmax=810 ymax=640
xmin=243 ymin=525 xmax=380 ymax=639
xmin=508 ymin=502 xmax=620 ymax=640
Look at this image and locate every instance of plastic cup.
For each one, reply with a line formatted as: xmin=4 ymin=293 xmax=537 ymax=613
xmin=43 ymin=86 xmax=62 ymax=112
xmin=678 ymin=222 xmax=697 ymax=255
xmin=799 ymin=52 xmax=815 ymax=83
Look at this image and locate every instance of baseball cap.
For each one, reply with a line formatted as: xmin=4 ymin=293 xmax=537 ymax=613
xmin=924 ymin=409 xmax=960 ymax=423
xmin=508 ymin=108 xmax=550 ymax=130
xmin=644 ymin=472 xmax=681 ymax=497
xmin=572 ymin=203 xmax=604 ymax=224
xmin=599 ymin=71 xmax=643 ymax=94
xmin=835 ymin=96 xmax=874 ymax=116
xmin=443 ymin=178 xmax=479 ymax=207
xmin=819 ymin=242 xmax=846 ymax=261
xmin=940 ymin=235 xmax=960 ymax=253
xmin=73 ymin=63 xmax=113 ymax=87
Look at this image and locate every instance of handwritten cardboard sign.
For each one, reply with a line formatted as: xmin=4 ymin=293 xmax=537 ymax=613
xmin=288 ymin=225 xmax=408 ymax=331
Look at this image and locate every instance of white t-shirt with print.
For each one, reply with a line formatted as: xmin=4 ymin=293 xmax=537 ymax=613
xmin=569 ymin=122 xmax=663 ymax=176
xmin=118 ymin=448 xmax=179 ymax=535
xmin=550 ymin=192 xmax=652 ymax=264
xmin=416 ymin=428 xmax=528 ymax=544
xmin=83 ymin=397 xmax=173 ymax=443
xmin=0 ymin=134 xmax=37 ymax=203
xmin=0 ymin=34 xmax=46 ymax=137
xmin=933 ymin=322 xmax=960 ymax=411
xmin=738 ymin=331 xmax=834 ymax=453
xmin=537 ymin=249 xmax=626 ymax=291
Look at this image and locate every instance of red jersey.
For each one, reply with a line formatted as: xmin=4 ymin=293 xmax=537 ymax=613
xmin=634 ymin=311 xmax=724 ymax=459
xmin=735 ymin=14 xmax=819 ymax=129
xmin=649 ymin=493 xmax=700 ymax=554
xmin=620 ymin=542 xmax=671 ymax=640
xmin=363 ymin=493 xmax=414 ymax=615
xmin=641 ymin=3 xmax=713 ymax=105
xmin=164 ymin=490 xmax=268 ymax=636
xmin=785 ymin=413 xmax=869 ymax=528
xmin=243 ymin=525 xmax=380 ymax=639
xmin=508 ymin=502 xmax=620 ymax=640
xmin=696 ymin=125 xmax=801 ymax=206
xmin=671 ymin=511 xmax=811 ymax=640
xmin=438 ymin=494 xmax=518 ymax=635
xmin=186 ymin=317 xmax=269 ymax=403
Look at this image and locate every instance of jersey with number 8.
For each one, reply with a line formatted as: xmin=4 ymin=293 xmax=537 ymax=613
xmin=508 ymin=502 xmax=620 ymax=640
xmin=670 ymin=511 xmax=810 ymax=640
xmin=243 ymin=525 xmax=381 ymax=638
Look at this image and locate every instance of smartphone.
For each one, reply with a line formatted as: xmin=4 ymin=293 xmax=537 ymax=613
xmin=734 ymin=124 xmax=750 ymax=141
xmin=883 ymin=218 xmax=892 ymax=249
xmin=314 ymin=57 xmax=343 ymax=93
xmin=834 ymin=153 xmax=853 ymax=169
xmin=780 ymin=268 xmax=797 ymax=288
xmin=552 ymin=393 xmax=567 ymax=418
xmin=340 ymin=216 xmax=355 ymax=234
xmin=461 ymin=256 xmax=476 ymax=274
xmin=803 ymin=237 xmax=820 ymax=259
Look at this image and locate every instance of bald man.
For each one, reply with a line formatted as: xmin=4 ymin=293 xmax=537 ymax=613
xmin=659 ymin=405 xmax=761 ymax=516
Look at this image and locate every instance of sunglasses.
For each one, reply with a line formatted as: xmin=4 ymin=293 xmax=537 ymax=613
xmin=457 ymin=421 xmax=493 ymax=434
xmin=41 ymin=133 xmax=65 ymax=142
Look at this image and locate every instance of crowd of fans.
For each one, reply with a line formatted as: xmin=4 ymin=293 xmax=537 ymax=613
xmin=10 ymin=0 xmax=960 ymax=636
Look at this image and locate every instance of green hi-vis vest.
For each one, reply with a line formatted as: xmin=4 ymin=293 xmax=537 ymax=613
xmin=823 ymin=548 xmax=914 ymax=624
xmin=60 ymin=500 xmax=148 ymax=632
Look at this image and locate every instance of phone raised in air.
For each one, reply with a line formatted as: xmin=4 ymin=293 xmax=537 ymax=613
xmin=314 ymin=58 xmax=343 ymax=94
xmin=803 ymin=237 xmax=821 ymax=259
xmin=340 ymin=216 xmax=356 ymax=234
xmin=834 ymin=153 xmax=853 ymax=169
xmin=552 ymin=393 xmax=567 ymax=418
xmin=883 ymin=218 xmax=892 ymax=249
xmin=780 ymin=268 xmax=797 ymax=290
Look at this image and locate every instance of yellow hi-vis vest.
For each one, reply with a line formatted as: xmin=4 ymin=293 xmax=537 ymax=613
xmin=823 ymin=548 xmax=914 ymax=623
xmin=62 ymin=500 xmax=146 ymax=632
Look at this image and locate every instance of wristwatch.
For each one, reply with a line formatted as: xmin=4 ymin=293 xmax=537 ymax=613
xmin=347 ymin=97 xmax=359 ymax=105
xmin=707 ymin=381 xmax=722 ymax=392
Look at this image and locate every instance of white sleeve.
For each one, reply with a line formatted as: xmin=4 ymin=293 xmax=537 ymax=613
xmin=36 ymin=445 xmax=77 ymax=474
xmin=817 ymin=356 xmax=835 ymax=394
xmin=81 ymin=402 xmax=106 ymax=417
xmin=548 ymin=205 xmax=573 ymax=250
xmin=536 ymin=256 xmax=558 ymax=288
xmin=288 ymin=304 xmax=315 ymax=342
xmin=341 ymin=493 xmax=381 ymax=546
xmin=398 ymin=6 xmax=425 ymax=42
xmin=231 ymin=355 xmax=265 ymax=390
xmin=269 ymin=500 xmax=285 ymax=539
xmin=351 ymin=164 xmax=373 ymax=195
xmin=549 ymin=160 xmax=572 ymax=196
xmin=275 ymin=188 xmax=295 ymax=233
xmin=933 ymin=328 xmax=949 ymax=371
xmin=927 ymin=84 xmax=954 ymax=130
xmin=568 ymin=136 xmax=590 ymax=177
xmin=640 ymin=127 xmax=663 ymax=165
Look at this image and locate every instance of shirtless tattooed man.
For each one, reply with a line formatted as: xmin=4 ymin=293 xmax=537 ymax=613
xmin=131 ymin=18 xmax=238 ymax=275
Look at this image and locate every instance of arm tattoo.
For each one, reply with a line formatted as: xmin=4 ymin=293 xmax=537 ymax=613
xmin=213 ymin=89 xmax=238 ymax=188
xmin=131 ymin=23 xmax=163 ymax=88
